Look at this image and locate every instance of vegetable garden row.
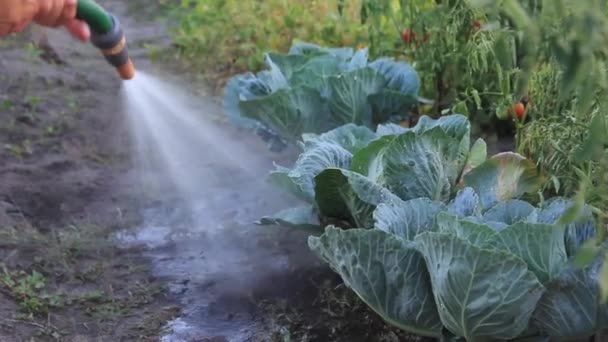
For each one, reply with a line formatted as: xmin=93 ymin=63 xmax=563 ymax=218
xmin=172 ymin=0 xmax=608 ymax=340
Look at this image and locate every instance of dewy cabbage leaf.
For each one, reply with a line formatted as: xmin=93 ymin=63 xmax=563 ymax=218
xmin=536 ymin=197 xmax=596 ymax=255
xmin=415 ymin=232 xmax=545 ymax=341
xmin=352 ymin=127 xmax=462 ymax=201
xmin=314 ymin=168 xmax=400 ymax=228
xmin=252 ymin=110 xmax=608 ymax=339
xmin=223 ymin=41 xmax=421 ymax=149
xmin=309 ymin=226 xmax=443 ymax=338
xmin=261 ymin=115 xmax=544 ymax=232
xmin=268 ymin=141 xmax=353 ymax=204
xmin=309 ymin=185 xmax=607 ymax=340
xmin=301 ymin=123 xmax=377 ymax=154
xmin=447 ymin=187 xmax=483 ymax=217
xmin=238 ymin=86 xmax=331 ymax=144
xmin=463 ymin=152 xmax=546 ymax=210
xmin=373 ymin=197 xmax=446 ymax=240
xmin=532 ymin=244 xmax=608 ymax=339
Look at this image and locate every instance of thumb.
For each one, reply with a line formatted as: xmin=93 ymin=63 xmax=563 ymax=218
xmin=64 ymin=19 xmax=90 ymax=41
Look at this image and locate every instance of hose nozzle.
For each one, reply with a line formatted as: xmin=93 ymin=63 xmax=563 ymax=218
xmin=88 ymin=13 xmax=135 ymax=80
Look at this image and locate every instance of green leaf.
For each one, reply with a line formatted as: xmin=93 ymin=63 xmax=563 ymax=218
xmin=412 ymin=115 xmax=471 ymax=168
xmin=576 ymin=112 xmax=608 ymax=163
xmin=600 ymin=255 xmax=608 ymax=303
xmin=573 ymin=239 xmax=600 ymax=268
xmin=537 ymin=197 xmax=596 ymax=257
xmin=223 ymin=73 xmax=270 ymax=129
xmin=488 ymin=223 xmax=568 ymax=284
xmin=413 ymin=115 xmax=471 ymax=148
xmin=368 ymin=57 xmax=420 ymax=96
xmin=268 ymin=165 xmax=312 ymax=203
xmin=239 ymin=86 xmax=330 ymax=142
xmin=266 ymin=52 xmax=310 ymax=80
xmin=373 ymin=198 xmax=446 ymax=241
xmin=257 ymin=57 xmax=289 ymax=91
xmin=309 ymin=227 xmax=442 ymax=337
xmin=460 ymin=138 xmax=487 ymax=178
xmin=356 ymin=128 xmax=462 ymax=201
xmin=368 ymin=90 xmax=417 ymax=123
xmin=532 ymin=259 xmax=602 ymax=338
xmin=350 ymin=134 xmax=395 ymax=178
xmin=289 ymin=40 xmax=354 ymax=60
xmin=290 ymin=54 xmax=342 ymax=95
xmin=376 ymin=123 xmax=407 ymax=136
xmin=314 ymin=168 xmax=399 ymax=228
xmin=463 ymin=152 xmax=545 ymax=210
xmin=436 ymin=212 xmax=497 ymax=247
xmin=301 ymin=124 xmax=376 ymax=154
xmin=447 ymin=187 xmax=483 ymax=218
xmin=269 ymin=141 xmax=354 ymax=203
xmin=286 ymin=142 xmax=353 ymax=202
xmin=344 ymin=48 xmax=369 ymax=71
xmin=258 ymin=206 xmax=322 ymax=233
xmin=482 ymin=200 xmax=538 ymax=225
xmin=415 ymin=232 xmax=545 ymax=341
xmin=328 ymin=67 xmax=386 ymax=126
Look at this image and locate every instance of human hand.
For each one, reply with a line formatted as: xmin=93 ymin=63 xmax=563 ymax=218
xmin=0 ymin=0 xmax=90 ymax=41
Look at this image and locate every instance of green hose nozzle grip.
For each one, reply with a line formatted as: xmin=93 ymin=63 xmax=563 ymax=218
xmin=76 ymin=0 xmax=135 ymax=80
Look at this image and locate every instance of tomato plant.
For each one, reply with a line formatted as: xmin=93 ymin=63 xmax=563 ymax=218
xmin=356 ymin=0 xmax=529 ymax=140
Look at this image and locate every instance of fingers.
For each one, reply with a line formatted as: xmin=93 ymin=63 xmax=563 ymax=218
xmin=64 ymin=19 xmax=90 ymax=41
xmin=60 ymin=0 xmax=78 ymax=26
xmin=35 ymin=0 xmax=78 ymax=27
xmin=13 ymin=19 xmax=30 ymax=33
xmin=0 ymin=23 xmax=13 ymax=37
xmin=0 ymin=0 xmax=38 ymax=37
xmin=0 ymin=19 xmax=30 ymax=36
xmin=34 ymin=0 xmax=54 ymax=26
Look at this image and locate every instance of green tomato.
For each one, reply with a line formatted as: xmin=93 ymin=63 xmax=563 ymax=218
xmin=495 ymin=105 xmax=510 ymax=120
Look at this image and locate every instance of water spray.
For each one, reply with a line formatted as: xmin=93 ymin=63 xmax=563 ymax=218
xmin=76 ymin=0 xmax=135 ymax=80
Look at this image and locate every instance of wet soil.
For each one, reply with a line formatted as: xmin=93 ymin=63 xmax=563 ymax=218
xmin=0 ymin=1 xmax=181 ymax=340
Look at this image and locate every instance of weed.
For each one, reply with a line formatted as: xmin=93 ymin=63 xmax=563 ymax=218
xmin=45 ymin=120 xmax=68 ymax=136
xmin=1 ymin=99 xmax=14 ymax=111
xmin=4 ymin=140 xmax=33 ymax=158
xmin=89 ymin=302 xmax=125 ymax=322
xmin=24 ymin=42 xmax=43 ymax=63
xmin=0 ymin=266 xmax=63 ymax=316
xmin=0 ymin=223 xmax=112 ymax=282
xmin=0 ymin=222 xmax=169 ymax=339
xmin=66 ymin=95 xmax=78 ymax=110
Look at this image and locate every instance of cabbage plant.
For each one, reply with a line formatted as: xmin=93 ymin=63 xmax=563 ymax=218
xmin=223 ymin=41 xmax=420 ymax=150
xmin=309 ymin=192 xmax=600 ymax=340
xmin=260 ymin=113 xmax=604 ymax=340
xmin=260 ymin=114 xmax=542 ymax=231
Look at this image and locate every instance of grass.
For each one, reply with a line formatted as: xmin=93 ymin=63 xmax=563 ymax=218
xmin=0 ymin=267 xmax=61 ymax=316
xmin=0 ymin=221 xmax=177 ymax=339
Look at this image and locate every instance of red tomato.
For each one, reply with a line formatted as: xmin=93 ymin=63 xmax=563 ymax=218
xmin=402 ymin=28 xmax=416 ymax=43
xmin=472 ymin=20 xmax=482 ymax=29
xmin=513 ymin=102 xmax=526 ymax=120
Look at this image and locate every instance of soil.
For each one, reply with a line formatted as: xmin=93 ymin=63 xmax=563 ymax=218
xmin=0 ymin=0 xmax=179 ymax=340
xmin=0 ymin=1 xmax=419 ymax=342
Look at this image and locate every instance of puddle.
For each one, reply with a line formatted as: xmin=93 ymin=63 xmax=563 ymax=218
xmin=115 ymin=145 xmax=319 ymax=341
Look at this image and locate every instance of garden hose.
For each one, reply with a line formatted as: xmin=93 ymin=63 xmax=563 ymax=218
xmin=76 ymin=0 xmax=135 ymax=80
